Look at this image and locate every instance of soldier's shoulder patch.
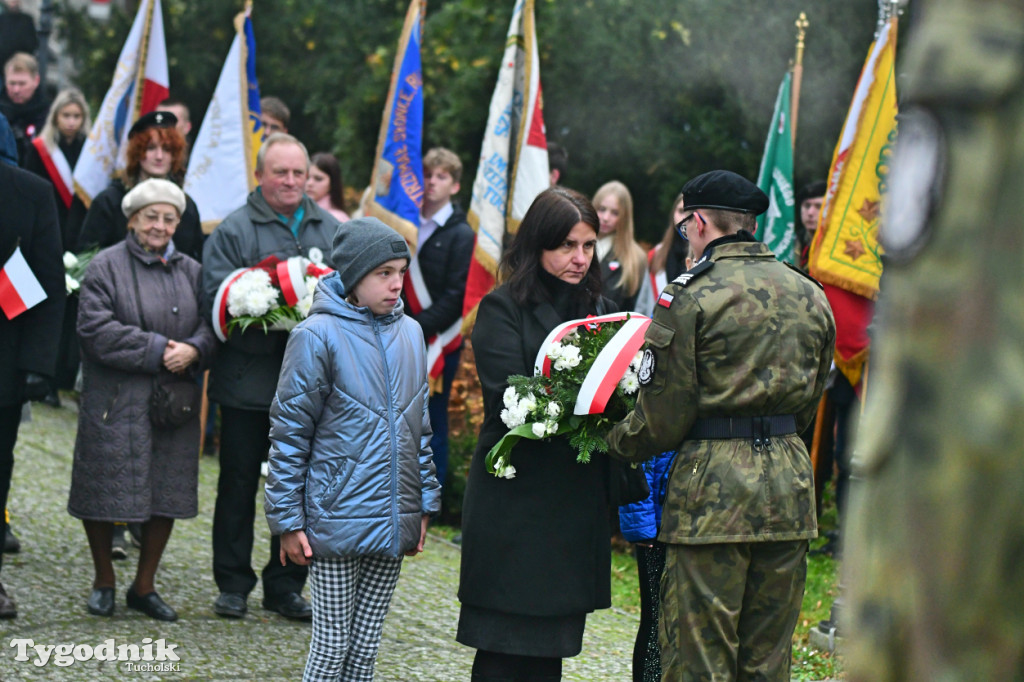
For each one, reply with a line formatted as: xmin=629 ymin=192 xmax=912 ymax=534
xmin=637 ymin=348 xmax=656 ymax=386
xmin=784 ymin=262 xmax=824 ymax=290
xmin=671 ymin=260 xmax=714 ymax=288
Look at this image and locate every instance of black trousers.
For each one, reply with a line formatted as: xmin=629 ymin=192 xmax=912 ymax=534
xmin=0 ymin=405 xmax=22 ymax=574
xmin=212 ymin=406 xmax=306 ymax=598
xmin=633 ymin=542 xmax=666 ymax=682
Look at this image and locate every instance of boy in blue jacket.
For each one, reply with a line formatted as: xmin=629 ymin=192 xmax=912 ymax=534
xmin=265 ymin=217 xmax=441 ymax=682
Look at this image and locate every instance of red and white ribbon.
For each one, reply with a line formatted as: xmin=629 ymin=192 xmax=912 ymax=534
xmin=277 ymin=257 xmax=310 ymax=307
xmin=573 ymin=315 xmax=650 ymax=415
xmin=534 ymin=312 xmax=638 ymax=376
xmin=211 ymin=267 xmax=252 ymax=342
xmin=32 ymin=138 xmax=74 ymax=208
xmin=532 ymin=312 xmax=652 ymax=415
xmin=404 ymin=257 xmax=462 ymax=385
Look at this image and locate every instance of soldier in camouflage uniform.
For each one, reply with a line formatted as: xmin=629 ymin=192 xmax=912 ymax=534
xmin=843 ymin=1 xmax=1024 ymax=679
xmin=607 ymin=170 xmax=835 ymax=682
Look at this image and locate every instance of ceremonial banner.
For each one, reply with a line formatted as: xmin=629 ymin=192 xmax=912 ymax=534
xmin=364 ymin=0 xmax=459 ymax=390
xmin=366 ymin=0 xmax=425 ymax=248
xmin=809 ymin=19 xmax=898 ymax=388
xmin=73 ymin=0 xmax=169 ymax=205
xmin=755 ymin=72 xmax=796 ymax=264
xmin=184 ymin=5 xmax=262 ymax=232
xmin=462 ymin=0 xmax=549 ymax=331
xmin=809 ymin=20 xmax=896 ymax=299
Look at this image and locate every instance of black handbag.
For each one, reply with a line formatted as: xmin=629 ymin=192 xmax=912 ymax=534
xmin=130 ymin=252 xmax=200 ymax=430
xmin=150 ymin=372 xmax=201 ymax=430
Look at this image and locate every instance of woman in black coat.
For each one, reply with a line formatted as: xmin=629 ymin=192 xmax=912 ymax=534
xmin=457 ymin=187 xmax=615 ymax=680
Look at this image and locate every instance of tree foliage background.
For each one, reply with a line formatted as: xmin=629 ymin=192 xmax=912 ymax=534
xmin=60 ymin=0 xmax=878 ymax=242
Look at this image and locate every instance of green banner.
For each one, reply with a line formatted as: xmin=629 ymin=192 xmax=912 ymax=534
xmin=755 ymin=72 xmax=796 ymax=264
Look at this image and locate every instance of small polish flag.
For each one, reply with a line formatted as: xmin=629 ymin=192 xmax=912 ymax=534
xmin=0 ymin=246 xmax=47 ymax=320
xmin=657 ymin=292 xmax=674 ymax=309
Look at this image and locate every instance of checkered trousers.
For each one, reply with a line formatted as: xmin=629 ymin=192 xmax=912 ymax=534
xmin=303 ymin=555 xmax=405 ymax=682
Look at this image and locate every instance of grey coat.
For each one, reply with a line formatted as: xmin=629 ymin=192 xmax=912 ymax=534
xmin=201 ymin=191 xmax=340 ymax=410
xmin=68 ymin=236 xmax=217 ymax=521
xmin=264 ymin=274 xmax=441 ymax=558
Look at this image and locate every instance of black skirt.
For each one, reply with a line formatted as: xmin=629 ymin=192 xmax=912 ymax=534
xmin=457 ymin=603 xmax=587 ymax=658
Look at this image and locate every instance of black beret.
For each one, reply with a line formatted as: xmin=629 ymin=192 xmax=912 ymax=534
xmin=128 ymin=110 xmax=178 ymax=139
xmin=681 ymin=170 xmax=770 ymax=216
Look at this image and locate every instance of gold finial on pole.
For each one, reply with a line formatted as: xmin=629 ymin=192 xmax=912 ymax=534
xmin=791 ymin=12 xmax=808 ymax=144
xmin=795 ymin=13 xmax=809 ymax=67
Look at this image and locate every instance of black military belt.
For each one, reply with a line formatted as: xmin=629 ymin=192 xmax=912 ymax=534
xmin=687 ymin=415 xmax=797 ymax=445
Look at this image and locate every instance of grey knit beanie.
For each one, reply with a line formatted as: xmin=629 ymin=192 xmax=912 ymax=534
xmin=331 ymin=217 xmax=411 ymax=293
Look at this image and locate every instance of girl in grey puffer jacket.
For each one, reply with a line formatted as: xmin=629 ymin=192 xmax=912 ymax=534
xmin=265 ymin=219 xmax=440 ymax=682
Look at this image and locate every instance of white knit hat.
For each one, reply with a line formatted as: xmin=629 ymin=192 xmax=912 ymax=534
xmin=121 ymin=178 xmax=186 ymax=218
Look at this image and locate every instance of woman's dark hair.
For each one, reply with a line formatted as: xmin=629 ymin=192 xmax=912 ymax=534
xmin=500 ymin=186 xmax=602 ymax=305
xmin=311 ymin=152 xmax=345 ymax=211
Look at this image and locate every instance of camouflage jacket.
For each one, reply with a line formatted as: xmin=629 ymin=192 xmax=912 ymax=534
xmin=607 ymin=237 xmax=836 ymax=543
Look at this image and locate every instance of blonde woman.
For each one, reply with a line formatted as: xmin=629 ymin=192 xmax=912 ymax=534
xmin=592 ymin=181 xmax=647 ymax=311
xmin=22 ymin=89 xmax=92 ymax=405
xmin=23 ymin=88 xmax=91 ymax=246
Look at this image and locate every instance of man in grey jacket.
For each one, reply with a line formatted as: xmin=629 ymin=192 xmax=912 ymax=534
xmin=202 ymin=133 xmax=341 ymax=620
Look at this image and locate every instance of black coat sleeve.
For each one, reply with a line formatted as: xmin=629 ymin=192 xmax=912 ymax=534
xmin=15 ymin=173 xmax=66 ymax=379
xmin=77 ymin=188 xmax=123 ymax=252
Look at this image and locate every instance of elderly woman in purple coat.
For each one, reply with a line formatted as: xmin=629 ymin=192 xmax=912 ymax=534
xmin=68 ymin=178 xmax=216 ymax=621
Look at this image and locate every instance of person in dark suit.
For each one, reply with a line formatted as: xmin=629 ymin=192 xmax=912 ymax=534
xmin=0 ymin=149 xmax=66 ymax=619
xmin=409 ymin=147 xmax=475 ymax=491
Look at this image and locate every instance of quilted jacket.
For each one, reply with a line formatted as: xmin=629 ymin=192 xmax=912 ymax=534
xmin=263 ymin=273 xmax=441 ymax=558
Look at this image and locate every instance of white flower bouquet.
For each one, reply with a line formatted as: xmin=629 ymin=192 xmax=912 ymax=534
xmin=63 ymin=248 xmax=99 ymax=294
xmin=486 ymin=313 xmax=651 ymax=479
xmin=212 ymin=253 xmax=334 ymax=341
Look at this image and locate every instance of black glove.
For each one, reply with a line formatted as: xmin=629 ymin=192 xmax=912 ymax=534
xmin=23 ymin=372 xmax=49 ymax=403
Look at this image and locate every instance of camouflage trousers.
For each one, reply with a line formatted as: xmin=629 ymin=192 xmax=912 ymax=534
xmin=659 ymin=540 xmax=807 ymax=682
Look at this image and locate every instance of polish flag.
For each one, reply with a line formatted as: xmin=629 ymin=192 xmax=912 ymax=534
xmin=0 ymin=247 xmax=47 ymax=320
xmin=73 ymin=0 xmax=169 ymax=205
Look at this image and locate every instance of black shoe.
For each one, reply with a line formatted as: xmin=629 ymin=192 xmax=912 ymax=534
xmin=263 ymin=591 xmax=312 ymax=620
xmin=111 ymin=527 xmax=128 ymax=560
xmin=87 ymin=587 xmax=115 ymax=616
xmin=213 ymin=591 xmax=247 ymax=618
xmin=126 ymin=587 xmax=178 ymax=622
xmin=0 ymin=582 xmax=16 ymax=619
xmin=41 ymin=390 xmax=61 ymax=408
xmin=3 ymin=527 xmax=21 ymax=553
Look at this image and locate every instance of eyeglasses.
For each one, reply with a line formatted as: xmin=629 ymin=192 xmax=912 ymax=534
xmin=140 ymin=212 xmax=181 ymax=228
xmin=675 ymin=211 xmax=704 ymax=239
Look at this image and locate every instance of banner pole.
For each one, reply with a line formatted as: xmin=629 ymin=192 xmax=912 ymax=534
xmin=790 ymin=12 xmax=808 ymax=146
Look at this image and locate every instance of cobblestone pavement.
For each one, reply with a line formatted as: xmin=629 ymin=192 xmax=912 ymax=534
xmin=0 ymin=400 xmax=637 ymax=681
